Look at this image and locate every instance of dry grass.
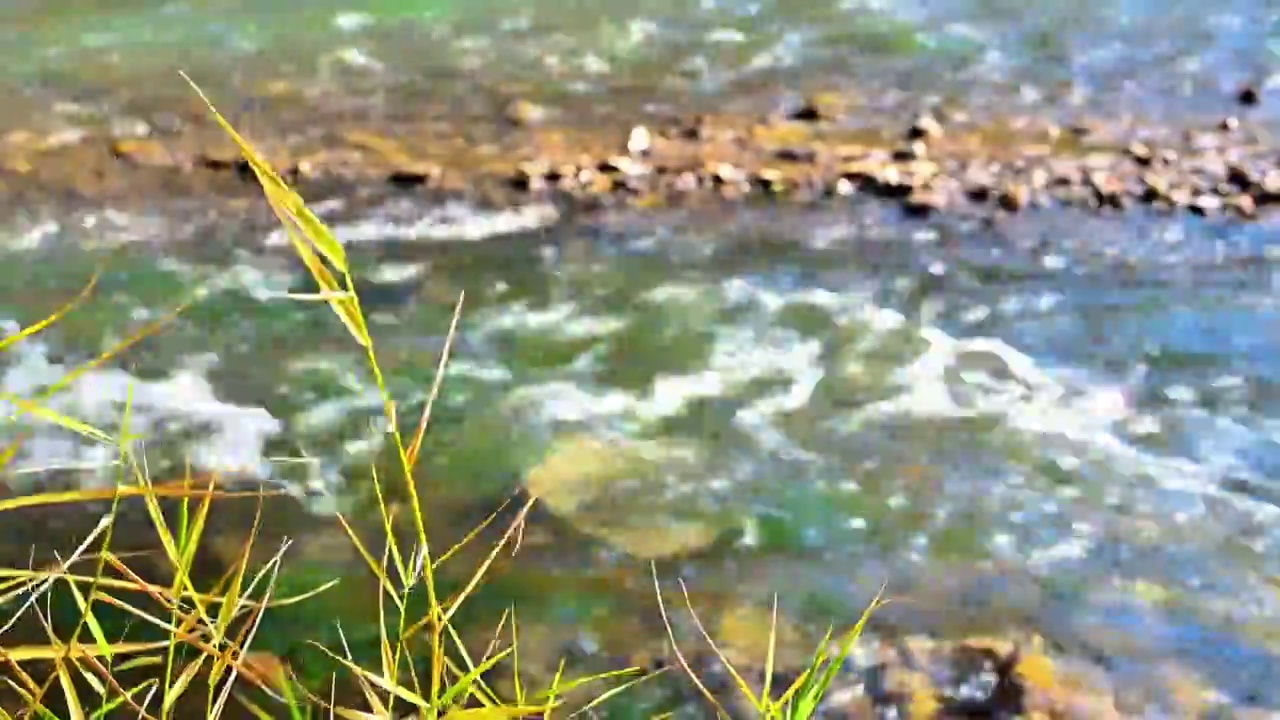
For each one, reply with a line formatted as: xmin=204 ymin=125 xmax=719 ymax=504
xmin=0 ymin=74 xmax=882 ymax=719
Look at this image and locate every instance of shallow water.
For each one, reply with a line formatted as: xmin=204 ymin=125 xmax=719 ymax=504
xmin=2 ymin=0 xmax=1280 ymax=715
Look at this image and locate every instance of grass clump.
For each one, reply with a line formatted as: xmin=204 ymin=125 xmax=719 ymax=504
xmin=0 ymin=72 xmax=882 ymax=719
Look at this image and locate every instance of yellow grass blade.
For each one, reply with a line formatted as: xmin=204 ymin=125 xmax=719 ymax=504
xmin=0 ymin=513 xmax=112 ymax=637
xmin=178 ymin=73 xmax=348 ymax=275
xmin=210 ymin=560 xmax=283 ymax=720
xmin=332 ymin=512 xmax=400 ymax=600
xmin=53 ymin=659 xmax=86 ymax=720
xmin=761 ymin=594 xmax=779 ymax=709
xmin=35 ymin=297 xmax=192 ymax=402
xmin=311 ymin=641 xmax=439 ymax=710
xmin=444 ymin=708 xmax=549 ymax=720
xmin=1 ymin=641 xmax=172 ymax=663
xmin=180 ymin=72 xmax=371 ymax=351
xmin=0 ymin=270 xmax=98 ymax=354
xmin=568 ymin=670 xmax=653 ymax=718
xmin=0 ymin=483 xmax=285 ymax=514
xmin=442 ymin=496 xmax=535 ymax=625
xmin=161 ymin=655 xmax=206 ymax=717
xmin=430 ymin=495 xmax=511 ymax=572
xmin=1 ymin=393 xmax=113 ymax=446
xmin=676 ymin=578 xmax=761 ymax=711
xmin=437 ymin=646 xmax=515 ymax=709
xmin=650 ymin=563 xmax=726 ymax=718
xmin=59 ymin=575 xmax=112 ymax=663
xmin=405 ymin=292 xmax=465 ymax=468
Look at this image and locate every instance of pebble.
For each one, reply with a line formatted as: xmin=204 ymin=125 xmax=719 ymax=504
xmin=10 ymin=87 xmax=1280 ymax=225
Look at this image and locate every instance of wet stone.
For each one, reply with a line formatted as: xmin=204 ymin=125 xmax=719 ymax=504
xmin=893 ymin=140 xmax=929 ymax=161
xmin=1126 ymin=141 xmax=1154 ymax=166
xmin=110 ymin=138 xmax=178 ymax=168
xmin=1226 ymin=192 xmax=1257 ymax=218
xmin=1141 ymin=171 xmax=1171 ymax=202
xmin=2 ymin=87 xmax=1279 ymax=226
xmin=903 ymin=185 xmax=949 ymax=217
xmin=1237 ymin=85 xmax=1261 ymax=107
xmin=503 ymin=98 xmax=551 ymax=127
xmin=785 ymin=92 xmax=844 ymax=123
xmin=1190 ymin=193 xmax=1223 ymax=216
xmin=1257 ymin=170 xmax=1280 ymax=200
xmin=997 ymin=182 xmax=1029 ymax=212
xmin=1226 ymin=162 xmax=1255 ymax=189
xmin=907 ymin=112 xmax=944 ymax=141
xmin=626 ymin=125 xmax=652 ymax=155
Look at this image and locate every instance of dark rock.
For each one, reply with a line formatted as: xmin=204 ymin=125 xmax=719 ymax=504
xmin=1226 ymin=163 xmax=1255 ymax=189
xmin=997 ymin=183 xmax=1028 ymax=212
xmin=893 ymin=140 xmax=928 ymax=162
xmin=786 ymin=93 xmax=843 ymax=123
xmin=386 ymin=163 xmax=442 ymax=188
xmin=907 ymin=113 xmax=944 ymax=141
xmin=1237 ymin=85 xmax=1261 ymax=107
xmin=903 ymin=186 xmax=948 ymax=217
xmin=773 ymin=146 xmax=815 ymax=163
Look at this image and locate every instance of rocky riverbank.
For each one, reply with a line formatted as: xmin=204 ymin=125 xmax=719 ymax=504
xmin=2 ymin=83 xmax=1278 ymax=228
xmin=5 ymin=69 xmax=1280 ymax=719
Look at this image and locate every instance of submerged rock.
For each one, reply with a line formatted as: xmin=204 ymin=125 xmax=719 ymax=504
xmin=524 ymin=433 xmax=729 ymax=559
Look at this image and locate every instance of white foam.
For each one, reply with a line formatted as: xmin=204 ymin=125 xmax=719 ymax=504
xmin=264 ymin=201 xmax=560 ymax=247
xmin=1 ymin=329 xmax=282 ymax=488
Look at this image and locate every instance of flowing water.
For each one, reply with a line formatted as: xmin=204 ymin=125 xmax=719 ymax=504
xmin=3 ymin=0 xmax=1280 ymax=715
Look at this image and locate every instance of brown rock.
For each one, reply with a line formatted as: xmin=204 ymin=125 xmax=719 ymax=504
xmin=583 ymin=169 xmax=615 ymax=196
xmin=903 ymin=185 xmax=949 ymax=217
xmin=907 ymin=113 xmax=944 ymax=141
xmin=962 ymin=163 xmax=998 ymax=202
xmin=671 ymin=170 xmax=700 ymax=194
xmin=1226 ymin=192 xmax=1257 ymax=218
xmin=997 ymin=182 xmax=1029 ymax=212
xmin=511 ymin=159 xmax=551 ymax=192
xmin=503 ymin=98 xmax=550 ymax=126
xmin=773 ymin=146 xmax=817 ymax=163
xmin=1190 ymin=193 xmax=1223 ymax=216
xmin=386 ymin=162 xmax=442 ymax=188
xmin=1141 ymin=171 xmax=1171 ymax=202
xmin=1226 ymin=162 xmax=1255 ymax=189
xmin=1087 ymin=170 xmax=1126 ymax=209
xmin=1126 ymin=141 xmax=1154 ymax=166
xmin=752 ymin=167 xmax=789 ymax=194
xmin=109 ymin=138 xmax=177 ymax=168
xmin=1067 ymin=122 xmax=1096 ymax=138
xmin=839 ymin=158 xmax=884 ymax=185
xmin=1168 ymin=186 xmax=1194 ymax=207
xmin=892 ymin=140 xmax=928 ymax=162
xmin=194 ymin=145 xmax=248 ymax=172
xmin=786 ymin=92 xmax=844 ymax=122
xmin=708 ymin=161 xmax=748 ymax=185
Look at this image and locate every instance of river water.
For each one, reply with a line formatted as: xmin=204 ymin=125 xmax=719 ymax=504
xmin=2 ymin=0 xmax=1280 ymax=716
